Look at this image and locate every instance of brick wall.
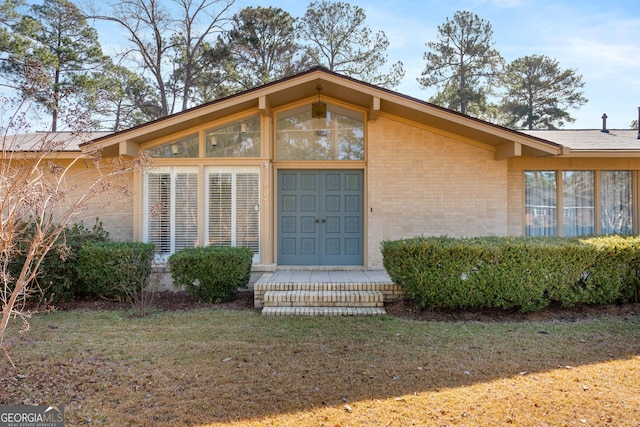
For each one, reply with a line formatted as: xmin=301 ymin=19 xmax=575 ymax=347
xmin=367 ymin=116 xmax=509 ymax=268
xmin=66 ymin=163 xmax=135 ymax=242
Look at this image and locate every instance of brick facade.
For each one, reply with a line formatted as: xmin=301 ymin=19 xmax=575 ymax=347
xmin=366 ymin=117 xmax=509 ymax=268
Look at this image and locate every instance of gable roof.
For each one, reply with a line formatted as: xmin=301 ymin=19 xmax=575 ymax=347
xmin=82 ymin=67 xmax=638 ymax=159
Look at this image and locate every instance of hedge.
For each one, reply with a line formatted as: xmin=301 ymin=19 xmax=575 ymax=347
xmin=77 ymin=241 xmax=156 ymax=300
xmin=381 ymin=236 xmax=640 ymax=313
xmin=168 ymin=246 xmax=253 ymax=302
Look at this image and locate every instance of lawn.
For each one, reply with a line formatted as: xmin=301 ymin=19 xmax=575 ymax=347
xmin=1 ymin=306 xmax=639 ymax=426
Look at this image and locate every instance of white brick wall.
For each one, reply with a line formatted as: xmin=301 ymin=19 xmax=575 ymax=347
xmin=367 ymin=117 xmax=509 ymax=268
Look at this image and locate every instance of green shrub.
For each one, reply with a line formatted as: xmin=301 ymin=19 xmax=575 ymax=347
xmin=168 ymin=246 xmax=252 ymax=302
xmin=77 ymin=241 xmax=156 ymax=300
xmin=8 ymin=219 xmax=110 ymax=303
xmin=382 ymin=235 xmax=640 ymax=313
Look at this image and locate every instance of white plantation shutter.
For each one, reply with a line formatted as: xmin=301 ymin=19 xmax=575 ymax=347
xmin=235 ymin=173 xmax=260 ymax=254
xmin=207 ymin=168 xmax=260 ymax=260
xmin=174 ymin=173 xmax=199 ymax=250
xmin=147 ymin=173 xmax=171 ymax=254
xmin=208 ymin=173 xmax=232 ymax=246
xmin=145 ymin=168 xmax=198 ymax=257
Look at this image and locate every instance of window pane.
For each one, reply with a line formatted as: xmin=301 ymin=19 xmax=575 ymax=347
xmin=146 ymin=134 xmax=199 ymax=158
xmin=525 ymin=171 xmax=557 ymax=236
xmin=207 ymin=169 xmax=260 ymax=260
xmin=147 ymin=173 xmax=171 ymax=253
xmin=563 ymin=171 xmax=594 ymax=236
xmin=236 ymin=173 xmax=260 ymax=254
xmin=276 ymin=104 xmax=364 ymax=160
xmin=208 ymin=173 xmax=233 ymax=246
xmin=205 ymin=116 xmax=260 ymax=157
xmin=145 ymin=169 xmax=198 ymax=258
xmin=174 ymin=173 xmax=199 ymax=251
xmin=601 ymin=171 xmax=633 ymax=234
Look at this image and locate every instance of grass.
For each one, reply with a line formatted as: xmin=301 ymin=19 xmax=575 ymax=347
xmin=1 ymin=307 xmax=639 ymax=426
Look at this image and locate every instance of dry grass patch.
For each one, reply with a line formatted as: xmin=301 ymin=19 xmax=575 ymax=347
xmin=1 ymin=308 xmax=639 ymax=426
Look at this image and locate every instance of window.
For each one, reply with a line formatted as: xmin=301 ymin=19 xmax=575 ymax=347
xmin=276 ymin=104 xmax=364 ymax=160
xmin=144 ymin=168 xmax=198 ymax=259
xmin=601 ymin=171 xmax=633 ymax=234
xmin=525 ymin=170 xmax=633 ymax=236
xmin=563 ymin=171 xmax=594 ymax=236
xmin=205 ymin=116 xmax=260 ymax=157
xmin=525 ymin=171 xmax=557 ymax=236
xmin=206 ymin=168 xmax=260 ymax=261
xmin=146 ymin=134 xmax=199 ymax=158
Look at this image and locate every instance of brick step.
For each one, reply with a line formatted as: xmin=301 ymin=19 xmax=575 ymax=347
xmin=255 ymin=282 xmax=396 ymax=292
xmin=263 ymin=290 xmax=384 ymax=308
xmin=262 ymin=307 xmax=387 ymax=316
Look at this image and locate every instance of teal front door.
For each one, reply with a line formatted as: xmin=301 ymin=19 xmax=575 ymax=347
xmin=278 ymin=170 xmax=364 ymax=265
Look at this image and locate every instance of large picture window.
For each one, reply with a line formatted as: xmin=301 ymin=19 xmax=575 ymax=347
xmin=143 ymin=167 xmax=260 ymax=261
xmin=276 ymin=104 xmax=364 ymax=160
xmin=525 ymin=170 xmax=633 ymax=237
xmin=144 ymin=167 xmax=199 ymax=259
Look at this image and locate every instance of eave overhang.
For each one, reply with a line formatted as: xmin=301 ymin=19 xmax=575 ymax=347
xmin=559 ymin=150 xmax=640 ymax=158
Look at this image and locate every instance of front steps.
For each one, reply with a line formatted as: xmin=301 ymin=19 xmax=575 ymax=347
xmin=254 ymin=271 xmax=405 ymax=316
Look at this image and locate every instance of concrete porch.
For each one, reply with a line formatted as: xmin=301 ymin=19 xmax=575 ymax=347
xmin=254 ymin=268 xmax=405 ymax=316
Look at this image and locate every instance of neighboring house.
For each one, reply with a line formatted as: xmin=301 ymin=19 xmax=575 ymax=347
xmin=35 ymin=67 xmax=640 ymax=270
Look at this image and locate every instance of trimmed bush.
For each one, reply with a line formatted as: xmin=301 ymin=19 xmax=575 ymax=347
xmin=77 ymin=241 xmax=156 ymax=300
xmin=168 ymin=246 xmax=252 ymax=302
xmin=382 ymin=235 xmax=640 ymax=313
xmin=8 ymin=219 xmax=110 ymax=303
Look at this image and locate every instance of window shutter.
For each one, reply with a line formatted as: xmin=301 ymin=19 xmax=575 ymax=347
xmin=236 ymin=173 xmax=260 ymax=254
xmin=207 ymin=168 xmax=260 ymax=259
xmin=174 ymin=173 xmax=199 ymax=251
xmin=145 ymin=169 xmax=198 ymax=257
xmin=208 ymin=173 xmax=232 ymax=247
xmin=147 ymin=173 xmax=171 ymax=254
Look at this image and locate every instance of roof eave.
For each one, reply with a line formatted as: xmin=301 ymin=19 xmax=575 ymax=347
xmin=559 ymin=149 xmax=640 ymax=158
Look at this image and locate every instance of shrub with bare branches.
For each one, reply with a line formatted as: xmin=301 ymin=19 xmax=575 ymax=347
xmin=0 ymin=95 xmax=147 ymax=366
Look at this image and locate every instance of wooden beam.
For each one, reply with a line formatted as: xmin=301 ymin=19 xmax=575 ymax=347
xmin=495 ymin=141 xmax=521 ymax=160
xmin=119 ymin=140 xmax=139 ymax=157
xmin=368 ymin=96 xmax=380 ymax=121
xmin=259 ymin=95 xmax=271 ymax=117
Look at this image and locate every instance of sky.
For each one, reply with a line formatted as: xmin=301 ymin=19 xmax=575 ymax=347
xmin=11 ymin=0 xmax=637 ymax=131
xmin=226 ymin=0 xmax=640 ymax=130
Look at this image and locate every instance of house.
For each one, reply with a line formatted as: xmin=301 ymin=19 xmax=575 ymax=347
xmin=80 ymin=67 xmax=639 ymax=273
xmin=9 ymin=67 xmax=640 ymax=313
